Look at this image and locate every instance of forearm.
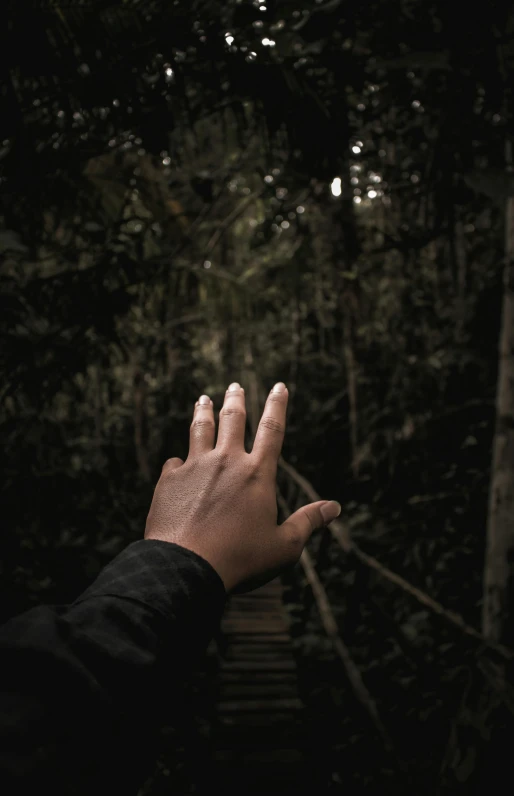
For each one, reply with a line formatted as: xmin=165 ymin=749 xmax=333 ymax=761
xmin=0 ymin=540 xmax=227 ymax=795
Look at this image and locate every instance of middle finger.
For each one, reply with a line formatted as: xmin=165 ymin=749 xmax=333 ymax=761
xmin=216 ymin=382 xmax=247 ymax=452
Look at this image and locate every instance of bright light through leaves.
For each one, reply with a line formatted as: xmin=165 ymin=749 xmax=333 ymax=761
xmin=331 ymin=177 xmax=342 ymax=197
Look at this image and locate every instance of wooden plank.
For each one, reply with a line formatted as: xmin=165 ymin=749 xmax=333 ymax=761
xmin=218 ymin=712 xmax=303 ymax=728
xmin=229 ymin=596 xmax=283 ymax=602
xmin=213 ymin=748 xmax=303 ymax=764
xmin=223 ymin=651 xmax=293 ymax=662
xmin=224 ymin=613 xmax=286 ymax=621
xmin=218 ymin=698 xmax=302 ymax=713
xmin=212 ymin=726 xmax=306 ymax=749
xmin=219 ymin=684 xmax=299 ymax=699
xmin=221 ymin=632 xmax=291 ymax=642
xmin=225 ymin=642 xmax=292 ymax=652
xmin=221 ymin=622 xmax=289 ymax=633
xmin=221 ymin=660 xmax=296 ymax=672
xmin=221 ymin=671 xmax=297 ymax=684
xmin=224 ymin=647 xmax=292 ymax=657
xmin=225 ymin=607 xmax=283 ymax=615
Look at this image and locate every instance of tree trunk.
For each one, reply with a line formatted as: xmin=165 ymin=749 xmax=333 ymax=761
xmin=133 ymin=365 xmax=152 ymax=483
xmin=482 ymin=139 xmax=514 ymax=648
xmin=342 ymin=288 xmax=360 ymax=479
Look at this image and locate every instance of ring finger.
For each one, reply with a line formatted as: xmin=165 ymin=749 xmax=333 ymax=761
xmin=188 ymin=394 xmax=215 ymax=457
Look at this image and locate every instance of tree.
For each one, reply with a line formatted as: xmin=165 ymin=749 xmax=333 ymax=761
xmin=482 ymin=138 xmax=514 ymax=649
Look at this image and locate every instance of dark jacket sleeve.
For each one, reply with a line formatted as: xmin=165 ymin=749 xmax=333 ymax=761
xmin=0 ymin=539 xmax=227 ymax=796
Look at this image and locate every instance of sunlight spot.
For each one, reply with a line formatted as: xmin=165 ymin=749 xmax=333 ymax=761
xmin=353 ymin=196 xmax=362 ymax=204
xmin=331 ymin=177 xmax=342 ymax=197
xmin=296 ymin=206 xmax=305 ymax=214
xmin=352 ymin=145 xmax=361 ymax=154
xmin=204 ymin=261 xmax=212 ymax=269
xmin=262 ymin=38 xmax=276 ymax=46
xmin=368 ymin=190 xmax=377 ymax=199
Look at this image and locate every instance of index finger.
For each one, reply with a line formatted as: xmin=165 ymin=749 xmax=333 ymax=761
xmin=250 ymin=382 xmax=288 ymax=470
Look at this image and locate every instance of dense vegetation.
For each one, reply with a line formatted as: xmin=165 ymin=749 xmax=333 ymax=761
xmin=2 ymin=1 xmax=514 ymax=793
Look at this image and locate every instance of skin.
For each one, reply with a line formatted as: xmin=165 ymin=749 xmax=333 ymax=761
xmin=144 ymin=381 xmax=341 ymax=594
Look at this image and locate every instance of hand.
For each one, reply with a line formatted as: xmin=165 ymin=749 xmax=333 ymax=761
xmin=144 ymin=381 xmax=341 ymax=594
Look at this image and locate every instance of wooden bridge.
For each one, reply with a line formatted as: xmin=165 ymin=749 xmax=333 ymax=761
xmin=200 ymin=576 xmax=316 ymax=795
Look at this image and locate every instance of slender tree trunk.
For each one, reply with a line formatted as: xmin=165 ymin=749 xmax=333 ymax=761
xmin=454 ymin=217 xmax=468 ymax=344
xmin=94 ymin=362 xmax=103 ymax=446
xmin=133 ymin=364 xmax=152 ymax=483
xmin=482 ymin=139 xmax=514 ymax=648
xmin=342 ymin=288 xmax=360 ymax=479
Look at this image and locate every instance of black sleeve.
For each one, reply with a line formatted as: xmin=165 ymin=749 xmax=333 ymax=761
xmin=0 ymin=539 xmax=227 ymax=796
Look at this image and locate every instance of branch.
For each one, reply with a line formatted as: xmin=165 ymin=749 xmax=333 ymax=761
xmin=276 ymin=488 xmax=394 ymax=752
xmin=277 ymin=456 xmax=514 ymax=662
xmin=204 ymin=189 xmax=265 ymax=254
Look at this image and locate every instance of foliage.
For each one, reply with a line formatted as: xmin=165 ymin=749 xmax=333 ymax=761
xmin=2 ymin=0 xmax=514 ymax=793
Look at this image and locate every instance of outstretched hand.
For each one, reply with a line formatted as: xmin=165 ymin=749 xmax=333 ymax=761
xmin=144 ymin=381 xmax=341 ymax=594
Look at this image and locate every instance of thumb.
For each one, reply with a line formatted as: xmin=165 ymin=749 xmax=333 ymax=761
xmin=161 ymin=456 xmax=184 ymax=474
xmin=281 ymin=500 xmax=342 ymax=545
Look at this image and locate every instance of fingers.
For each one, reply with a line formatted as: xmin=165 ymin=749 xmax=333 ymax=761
xmin=251 ymin=382 xmax=288 ymax=472
xmin=188 ymin=394 xmax=215 ymax=457
xmin=215 ymin=382 xmax=247 ymax=452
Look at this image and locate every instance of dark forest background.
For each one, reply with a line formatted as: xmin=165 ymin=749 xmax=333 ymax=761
xmin=2 ymin=1 xmax=514 ymax=794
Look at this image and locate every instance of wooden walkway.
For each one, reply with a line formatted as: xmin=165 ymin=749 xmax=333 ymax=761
xmin=199 ymin=577 xmax=315 ymax=795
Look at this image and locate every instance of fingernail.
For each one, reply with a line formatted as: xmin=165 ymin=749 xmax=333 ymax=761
xmin=228 ymin=382 xmax=241 ymax=392
xmin=199 ymin=394 xmax=211 ymax=405
xmin=272 ymin=382 xmax=286 ymax=393
xmin=320 ymin=501 xmax=342 ymax=523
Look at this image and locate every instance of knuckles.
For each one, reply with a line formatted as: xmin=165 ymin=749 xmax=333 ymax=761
xmin=220 ymin=405 xmax=246 ymax=417
xmin=259 ymin=416 xmax=284 ymax=434
xmin=191 ymin=416 xmax=215 ymax=429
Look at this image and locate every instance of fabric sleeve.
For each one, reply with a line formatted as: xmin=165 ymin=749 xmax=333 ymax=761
xmin=0 ymin=539 xmax=227 ymax=796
